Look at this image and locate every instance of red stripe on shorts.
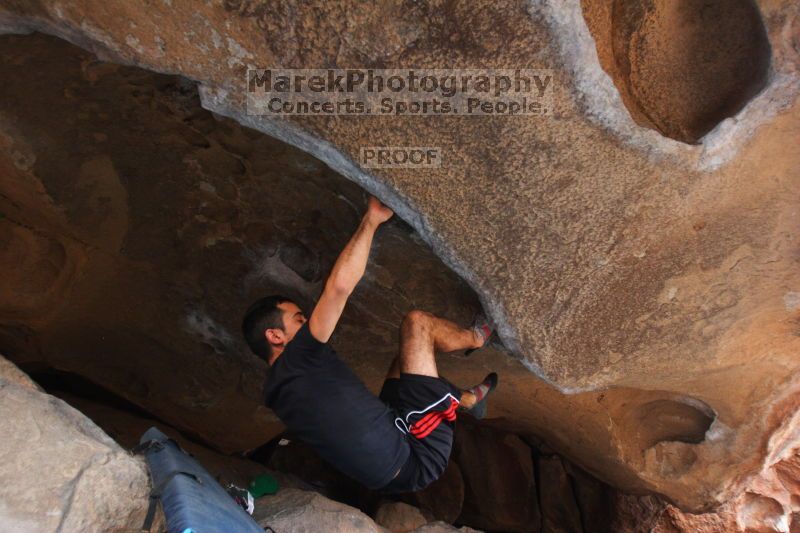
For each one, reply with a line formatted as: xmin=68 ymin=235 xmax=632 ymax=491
xmin=410 ymin=399 xmax=459 ymax=439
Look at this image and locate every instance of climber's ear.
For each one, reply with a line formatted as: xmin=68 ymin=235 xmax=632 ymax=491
xmin=265 ymin=327 xmax=286 ymax=347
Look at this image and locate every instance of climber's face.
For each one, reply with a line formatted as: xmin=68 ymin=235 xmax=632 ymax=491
xmin=266 ymin=300 xmax=307 ymax=349
xmin=280 ymin=301 xmax=307 ymax=343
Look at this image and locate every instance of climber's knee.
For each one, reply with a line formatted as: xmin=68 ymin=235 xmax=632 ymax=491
xmin=401 ymin=309 xmax=433 ymax=337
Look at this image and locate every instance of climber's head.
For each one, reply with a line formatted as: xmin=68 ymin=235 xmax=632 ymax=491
xmin=242 ymin=295 xmax=307 ymax=365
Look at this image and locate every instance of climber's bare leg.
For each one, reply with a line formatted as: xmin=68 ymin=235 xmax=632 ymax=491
xmin=384 ymin=310 xmax=483 ymax=407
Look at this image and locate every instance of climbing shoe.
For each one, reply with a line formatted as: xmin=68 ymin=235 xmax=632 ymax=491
xmin=460 ymin=372 xmax=498 ymax=420
xmin=464 ymin=311 xmax=496 ymax=356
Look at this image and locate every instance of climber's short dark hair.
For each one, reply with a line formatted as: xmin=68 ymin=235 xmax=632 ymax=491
xmin=242 ymin=295 xmax=293 ymax=360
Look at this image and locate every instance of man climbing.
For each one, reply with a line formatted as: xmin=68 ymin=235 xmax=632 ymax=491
xmin=242 ymin=196 xmax=499 ymax=493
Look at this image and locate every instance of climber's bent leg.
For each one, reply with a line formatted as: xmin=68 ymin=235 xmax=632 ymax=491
xmin=397 ymin=310 xmax=482 ymax=378
xmin=377 ymin=310 xmax=485 ymax=493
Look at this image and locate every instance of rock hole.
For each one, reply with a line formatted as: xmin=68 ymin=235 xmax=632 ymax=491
xmin=633 ymin=397 xmax=715 ymax=449
xmin=581 ymin=0 xmax=771 ymax=143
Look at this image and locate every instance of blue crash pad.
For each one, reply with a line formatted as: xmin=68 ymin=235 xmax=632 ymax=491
xmin=137 ymin=426 xmax=264 ymax=533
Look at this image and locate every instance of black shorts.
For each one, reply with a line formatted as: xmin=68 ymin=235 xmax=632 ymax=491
xmin=377 ymin=373 xmax=462 ymax=493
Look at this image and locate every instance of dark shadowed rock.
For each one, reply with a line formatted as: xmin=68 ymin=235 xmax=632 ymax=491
xmin=563 ymin=462 xmax=614 ymax=533
xmin=267 ymin=439 xmax=367 ymax=509
xmin=454 ymin=417 xmax=540 ymax=532
xmin=401 ymin=460 xmax=465 ymax=524
xmin=536 ymin=455 xmax=583 ymax=533
xmin=279 ymin=238 xmax=321 ymax=282
xmin=411 ymin=522 xmax=483 ymax=533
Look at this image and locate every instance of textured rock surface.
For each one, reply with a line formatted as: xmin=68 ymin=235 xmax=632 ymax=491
xmin=0 ymin=355 xmax=153 ymax=532
xmin=254 ymin=488 xmax=388 ymax=533
xmin=254 ymin=488 xmax=485 ymax=533
xmin=0 ymin=0 xmax=797 ymax=515
xmin=374 ymin=501 xmax=429 ymax=533
xmin=617 ymin=451 xmax=800 ymax=532
xmin=0 ymin=354 xmax=41 ymax=391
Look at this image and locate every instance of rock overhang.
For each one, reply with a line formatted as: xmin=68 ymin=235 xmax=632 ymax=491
xmin=0 ymin=0 xmax=797 ymax=513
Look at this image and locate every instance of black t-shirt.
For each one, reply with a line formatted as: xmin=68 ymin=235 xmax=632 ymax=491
xmin=263 ymin=322 xmax=409 ymax=489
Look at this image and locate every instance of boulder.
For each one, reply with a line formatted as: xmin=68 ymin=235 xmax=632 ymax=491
xmin=374 ymin=501 xmax=428 ymax=533
xmin=0 ymin=355 xmax=40 ymax=390
xmin=254 ymin=488 xmax=387 ymax=533
xmin=0 ymin=355 xmax=154 ymax=532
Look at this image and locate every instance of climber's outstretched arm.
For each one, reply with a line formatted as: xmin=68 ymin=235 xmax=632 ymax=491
xmin=308 ymin=196 xmax=393 ymax=343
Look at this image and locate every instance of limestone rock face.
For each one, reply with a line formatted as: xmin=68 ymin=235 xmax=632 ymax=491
xmin=0 ymin=0 xmax=797 ymax=516
xmin=0 ymin=355 xmax=152 ymax=532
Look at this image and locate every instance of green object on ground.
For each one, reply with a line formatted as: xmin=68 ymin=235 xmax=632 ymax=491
xmin=249 ymin=474 xmax=279 ymax=497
